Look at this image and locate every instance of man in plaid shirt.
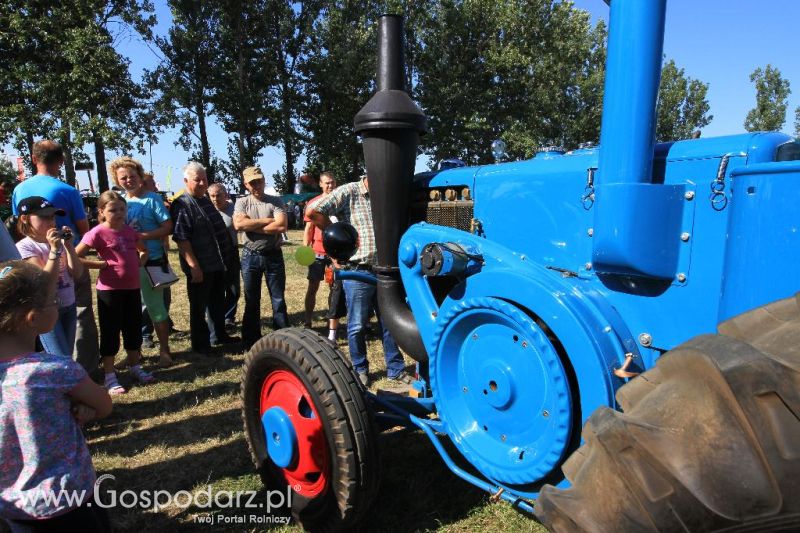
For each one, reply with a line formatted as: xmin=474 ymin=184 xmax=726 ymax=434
xmin=307 ymin=176 xmax=411 ymax=387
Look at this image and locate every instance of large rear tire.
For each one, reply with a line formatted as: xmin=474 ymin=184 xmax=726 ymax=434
xmin=241 ymin=328 xmax=380 ymax=532
xmin=536 ymin=294 xmax=800 ymax=532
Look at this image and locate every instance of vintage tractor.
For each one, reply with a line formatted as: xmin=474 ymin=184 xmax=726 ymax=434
xmin=241 ymin=0 xmax=800 ymax=530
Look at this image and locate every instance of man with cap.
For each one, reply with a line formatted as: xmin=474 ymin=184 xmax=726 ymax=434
xmin=233 ymin=166 xmax=289 ymax=350
xmin=11 ymin=139 xmax=98 ymax=372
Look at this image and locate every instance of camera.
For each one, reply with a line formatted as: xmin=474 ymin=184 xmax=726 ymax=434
xmin=55 ymin=228 xmax=73 ymax=241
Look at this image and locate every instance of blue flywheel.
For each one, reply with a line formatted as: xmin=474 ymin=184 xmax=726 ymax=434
xmin=430 ymin=297 xmax=572 ymax=485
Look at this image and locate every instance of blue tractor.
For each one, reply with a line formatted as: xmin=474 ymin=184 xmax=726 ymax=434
xmin=241 ymin=0 xmax=800 ymax=530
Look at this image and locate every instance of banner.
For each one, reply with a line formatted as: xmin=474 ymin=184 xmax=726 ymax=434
xmin=16 ymin=157 xmax=25 ymax=181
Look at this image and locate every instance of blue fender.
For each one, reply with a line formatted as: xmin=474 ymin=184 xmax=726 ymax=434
xmin=400 ymin=223 xmax=630 ymax=428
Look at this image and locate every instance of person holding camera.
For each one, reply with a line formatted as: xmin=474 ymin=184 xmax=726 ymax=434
xmin=11 ymin=140 xmax=98 ymax=372
xmin=15 ymin=196 xmax=84 ymax=357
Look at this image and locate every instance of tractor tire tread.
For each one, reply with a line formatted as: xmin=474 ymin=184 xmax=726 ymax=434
xmin=241 ymin=328 xmax=379 ymax=532
xmin=536 ymin=294 xmax=800 ymax=532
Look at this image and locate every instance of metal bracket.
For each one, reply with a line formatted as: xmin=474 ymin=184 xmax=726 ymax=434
xmin=673 ymin=182 xmax=697 ymax=287
xmin=470 ymin=218 xmax=483 ymax=236
xmin=709 ymin=153 xmax=736 ymax=211
xmin=410 ymin=415 xmax=536 ymax=514
xmin=582 ymin=167 xmax=597 ymax=210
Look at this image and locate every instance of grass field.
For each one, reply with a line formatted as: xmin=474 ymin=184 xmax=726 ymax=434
xmin=84 ymin=229 xmax=548 ymax=532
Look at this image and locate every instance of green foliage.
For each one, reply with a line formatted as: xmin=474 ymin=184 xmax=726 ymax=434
xmin=265 ymin=1 xmax=324 ymax=194
xmin=0 ymin=158 xmax=18 ymax=218
xmin=211 ymin=0 xmax=278 ymax=176
xmin=3 ymin=0 xmax=720 ymax=189
xmin=271 ymin=164 xmax=297 ymax=195
xmin=744 ymin=64 xmax=791 ymax=132
xmin=145 ymin=0 xmax=218 ymax=173
xmin=415 ymin=0 xmax=607 ymax=166
xmin=655 ymin=59 xmax=712 ymax=141
xmin=0 ymin=158 xmax=17 ymax=198
xmin=300 ymin=1 xmax=382 ymax=184
xmin=0 ymin=0 xmax=155 ymax=189
xmin=795 ymin=107 xmax=800 ymax=139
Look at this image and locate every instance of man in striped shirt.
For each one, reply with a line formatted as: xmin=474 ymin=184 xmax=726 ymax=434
xmin=307 ymin=176 xmax=411 ymax=387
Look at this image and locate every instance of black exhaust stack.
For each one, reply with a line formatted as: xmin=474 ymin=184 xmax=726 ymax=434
xmin=354 ymin=14 xmax=428 ymax=361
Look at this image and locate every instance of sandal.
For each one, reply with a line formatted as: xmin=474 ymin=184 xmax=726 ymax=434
xmin=129 ymin=365 xmax=155 ymax=384
xmin=105 ymin=377 xmax=127 ymax=395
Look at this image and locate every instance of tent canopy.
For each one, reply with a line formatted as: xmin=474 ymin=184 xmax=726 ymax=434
xmin=281 ymin=192 xmax=318 ymax=203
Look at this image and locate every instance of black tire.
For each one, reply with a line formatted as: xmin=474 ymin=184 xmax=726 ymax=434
xmin=241 ymin=327 xmax=380 ymax=532
xmin=536 ymin=294 xmax=800 ymax=532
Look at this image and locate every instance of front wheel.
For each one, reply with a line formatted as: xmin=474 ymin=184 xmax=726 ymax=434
xmin=241 ymin=328 xmax=380 ymax=531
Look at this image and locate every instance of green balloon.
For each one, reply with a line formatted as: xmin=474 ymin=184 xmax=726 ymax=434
xmin=295 ymin=246 xmax=316 ymax=266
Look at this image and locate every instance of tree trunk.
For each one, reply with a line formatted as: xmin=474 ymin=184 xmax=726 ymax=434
xmin=280 ymin=79 xmax=296 ymax=194
xmin=235 ymin=8 xmax=251 ymax=182
xmin=25 ymin=130 xmax=35 ymax=174
xmin=93 ymin=130 xmax=109 ymax=192
xmin=284 ymin=136 xmax=295 ymax=193
xmin=61 ymin=124 xmax=77 ymax=187
xmin=196 ymin=97 xmax=212 ymax=181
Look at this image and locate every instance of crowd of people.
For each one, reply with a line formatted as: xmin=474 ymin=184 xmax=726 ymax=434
xmin=0 ymin=139 xmax=413 ymax=529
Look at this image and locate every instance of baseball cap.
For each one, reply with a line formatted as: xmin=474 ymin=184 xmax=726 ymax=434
xmin=17 ymin=196 xmax=66 ymax=217
xmin=243 ymin=166 xmax=265 ymax=183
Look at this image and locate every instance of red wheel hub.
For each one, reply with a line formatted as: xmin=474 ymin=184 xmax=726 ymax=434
xmin=260 ymin=370 xmax=329 ymax=497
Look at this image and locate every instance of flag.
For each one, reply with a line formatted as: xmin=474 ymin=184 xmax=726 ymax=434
xmin=165 ymin=166 xmax=172 ymax=192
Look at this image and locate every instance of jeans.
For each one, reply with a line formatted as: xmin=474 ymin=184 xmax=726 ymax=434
xmin=223 ymin=257 xmax=241 ymax=322
xmin=186 ymin=269 xmax=226 ymax=352
xmin=342 ymin=279 xmax=405 ymax=378
xmin=241 ymin=247 xmax=288 ymax=348
xmin=39 ymin=303 xmax=77 ymax=356
xmin=73 ymin=269 xmax=99 ymax=372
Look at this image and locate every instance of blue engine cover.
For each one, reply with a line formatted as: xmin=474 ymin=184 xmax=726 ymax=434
xmin=405 ymin=132 xmax=800 ymax=491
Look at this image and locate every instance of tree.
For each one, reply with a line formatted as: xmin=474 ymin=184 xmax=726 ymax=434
xmin=655 ymin=59 xmax=712 ymax=141
xmin=795 ymin=106 xmax=800 ymax=138
xmin=416 ymin=0 xmax=607 ymax=166
xmin=145 ymin=0 xmax=218 ymax=177
xmin=0 ymin=158 xmax=17 ymax=219
xmin=66 ymin=29 xmax=150 ymax=192
xmin=0 ymin=1 xmax=70 ymax=171
xmin=0 ymin=1 xmax=155 ymax=190
xmin=300 ymin=1 xmax=382 ymax=183
xmin=744 ymin=64 xmax=791 ymax=132
xmin=212 ymin=0 xmax=277 ymax=189
xmin=265 ymin=0 xmax=324 ymax=194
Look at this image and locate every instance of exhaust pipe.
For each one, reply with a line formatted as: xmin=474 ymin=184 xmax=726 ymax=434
xmin=354 ymin=15 xmax=428 ymax=361
xmin=593 ymin=0 xmax=677 ymax=279
xmin=597 ymin=0 xmax=666 ymax=185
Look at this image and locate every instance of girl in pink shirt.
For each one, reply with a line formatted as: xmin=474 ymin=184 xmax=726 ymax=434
xmin=76 ymin=191 xmax=153 ymax=394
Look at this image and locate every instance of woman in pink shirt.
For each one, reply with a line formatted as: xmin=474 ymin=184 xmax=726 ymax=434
xmin=76 ymin=191 xmax=153 ymax=394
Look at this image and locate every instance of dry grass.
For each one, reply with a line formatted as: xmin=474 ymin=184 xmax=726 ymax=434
xmin=84 ymin=230 xmax=548 ymax=532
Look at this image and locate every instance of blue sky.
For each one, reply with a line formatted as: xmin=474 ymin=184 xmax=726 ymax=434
xmin=574 ymin=0 xmax=800 ymax=137
xmin=5 ymin=1 xmax=799 ymax=191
